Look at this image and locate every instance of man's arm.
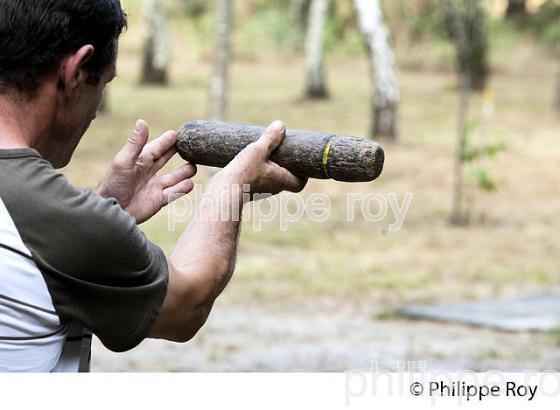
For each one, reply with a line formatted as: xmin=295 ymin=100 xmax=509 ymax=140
xmin=149 ymin=121 xmax=307 ymax=342
xmin=148 ymin=174 xmax=242 ymax=341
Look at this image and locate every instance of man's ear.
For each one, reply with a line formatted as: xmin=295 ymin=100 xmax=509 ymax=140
xmin=58 ymin=45 xmax=95 ymax=97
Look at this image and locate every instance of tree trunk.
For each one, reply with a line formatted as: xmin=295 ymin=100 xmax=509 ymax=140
xmin=444 ymin=0 xmax=488 ymax=92
xmin=305 ymin=0 xmax=330 ymax=99
xmin=445 ymin=0 xmax=472 ymax=225
xmin=141 ymin=0 xmax=169 ymax=85
xmin=209 ymin=0 xmax=233 ymax=120
xmin=555 ymin=67 xmax=560 ymax=111
xmin=354 ymin=0 xmax=400 ymax=140
xmin=466 ymin=0 xmax=488 ymax=91
xmin=450 ymin=71 xmax=471 ymax=225
xmin=506 ymin=0 xmax=527 ymax=19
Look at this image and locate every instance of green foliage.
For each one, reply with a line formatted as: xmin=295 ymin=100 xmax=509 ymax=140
xmin=486 ymin=18 xmax=524 ymax=59
xmin=460 ymin=119 xmax=506 ymax=193
xmin=460 ymin=118 xmax=479 ymax=159
xmin=323 ymin=6 xmax=347 ymax=51
xmin=183 ymin=0 xmax=209 ymax=18
xmin=541 ymin=23 xmax=560 ymax=52
xmin=462 ymin=142 xmax=507 ymax=162
xmin=469 ymin=168 xmax=497 ymax=192
xmin=251 ymin=0 xmax=294 ymax=13
xmin=516 ymin=0 xmax=560 ymax=53
xmin=402 ymin=0 xmax=449 ymax=42
xmin=235 ymin=2 xmax=366 ymax=57
xmin=323 ymin=7 xmax=366 ymax=56
xmin=238 ymin=8 xmax=302 ymax=54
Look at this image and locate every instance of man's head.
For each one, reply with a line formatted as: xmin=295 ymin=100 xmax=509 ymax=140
xmin=0 ymin=0 xmax=127 ymax=167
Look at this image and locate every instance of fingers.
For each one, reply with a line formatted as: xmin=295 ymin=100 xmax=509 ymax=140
xmin=154 ymin=146 xmax=176 ymax=172
xmin=115 ymin=119 xmax=149 ymax=167
xmin=160 ymin=163 xmax=197 ymax=206
xmin=268 ymin=162 xmax=308 ymax=193
xmin=163 ymin=179 xmax=195 ymax=205
xmin=160 ymin=163 xmax=197 ymax=188
xmin=256 ymin=120 xmax=286 ymax=157
xmin=143 ymin=130 xmax=178 ymax=161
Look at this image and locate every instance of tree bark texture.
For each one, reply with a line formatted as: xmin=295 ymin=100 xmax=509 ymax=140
xmin=444 ymin=0 xmax=488 ymax=92
xmin=141 ymin=0 xmax=169 ymax=85
xmin=354 ymin=0 xmax=400 ymax=140
xmin=177 ymin=121 xmax=385 ymax=183
xmin=209 ymin=0 xmax=233 ymax=120
xmin=305 ymin=0 xmax=330 ymax=99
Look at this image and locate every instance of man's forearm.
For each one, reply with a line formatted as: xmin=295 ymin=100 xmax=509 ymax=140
xmin=170 ymin=173 xmax=244 ymax=307
xmin=149 ymin=121 xmax=305 ymax=342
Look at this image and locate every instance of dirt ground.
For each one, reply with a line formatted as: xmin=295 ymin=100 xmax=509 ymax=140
xmin=92 ymin=301 xmax=560 ymax=372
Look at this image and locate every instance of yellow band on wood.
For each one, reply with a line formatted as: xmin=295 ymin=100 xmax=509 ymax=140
xmin=322 ymin=139 xmax=333 ymax=178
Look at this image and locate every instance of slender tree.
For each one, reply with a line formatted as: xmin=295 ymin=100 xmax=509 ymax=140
xmin=555 ymin=68 xmax=560 ymax=111
xmin=444 ymin=0 xmax=488 ymax=92
xmin=466 ymin=0 xmax=488 ymax=91
xmin=141 ymin=0 xmax=169 ymax=85
xmin=445 ymin=0 xmax=473 ymax=225
xmin=209 ymin=0 xmax=233 ymax=120
xmin=305 ymin=0 xmax=330 ymax=99
xmin=354 ymin=0 xmax=400 ymax=140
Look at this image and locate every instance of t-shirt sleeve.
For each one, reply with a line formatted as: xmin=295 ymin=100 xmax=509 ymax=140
xmin=0 ymin=156 xmax=169 ymax=352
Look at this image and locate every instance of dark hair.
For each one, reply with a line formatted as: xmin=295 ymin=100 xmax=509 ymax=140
xmin=0 ymin=0 xmax=127 ymax=95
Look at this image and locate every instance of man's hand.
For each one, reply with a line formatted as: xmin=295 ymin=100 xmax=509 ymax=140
xmin=98 ymin=119 xmax=197 ymax=224
xmin=217 ymin=120 xmax=308 ymax=197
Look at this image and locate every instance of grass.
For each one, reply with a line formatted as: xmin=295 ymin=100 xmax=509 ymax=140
xmin=64 ymin=7 xmax=560 ymax=312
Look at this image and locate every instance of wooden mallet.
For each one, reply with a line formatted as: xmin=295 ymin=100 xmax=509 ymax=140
xmin=177 ymin=120 xmax=384 ymax=183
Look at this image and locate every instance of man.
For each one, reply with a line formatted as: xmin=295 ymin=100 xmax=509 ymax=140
xmin=0 ymin=0 xmax=306 ymax=371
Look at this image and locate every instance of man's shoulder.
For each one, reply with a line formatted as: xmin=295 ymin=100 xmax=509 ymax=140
xmin=0 ymin=148 xmax=133 ymax=233
xmin=0 ymin=149 xmax=146 ymax=275
xmin=0 ymin=148 xmax=84 ymax=205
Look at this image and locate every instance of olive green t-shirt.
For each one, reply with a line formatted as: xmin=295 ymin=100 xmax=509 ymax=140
xmin=0 ymin=148 xmax=168 ymax=372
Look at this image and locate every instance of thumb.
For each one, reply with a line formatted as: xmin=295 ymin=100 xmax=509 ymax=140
xmin=257 ymin=120 xmax=286 ymax=157
xmin=117 ymin=119 xmax=149 ymax=166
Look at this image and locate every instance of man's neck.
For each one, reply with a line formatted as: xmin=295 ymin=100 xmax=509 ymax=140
xmin=0 ymin=92 xmax=53 ymax=150
xmin=0 ymin=107 xmax=32 ymax=149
